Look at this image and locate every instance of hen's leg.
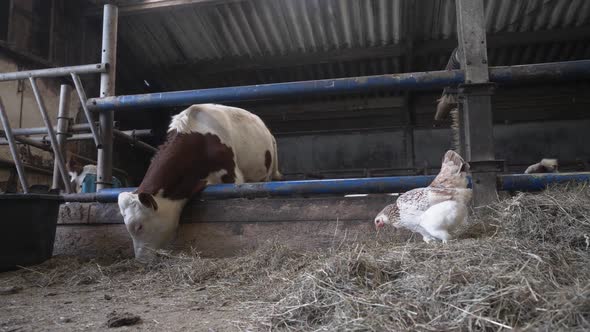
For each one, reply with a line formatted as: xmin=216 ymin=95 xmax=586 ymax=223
xmin=429 ymin=229 xmax=452 ymax=244
xmin=422 ymin=234 xmax=436 ymax=243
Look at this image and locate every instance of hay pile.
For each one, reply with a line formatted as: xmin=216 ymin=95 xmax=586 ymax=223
xmin=4 ymin=185 xmax=590 ymax=331
xmin=255 ymin=185 xmax=590 ymax=331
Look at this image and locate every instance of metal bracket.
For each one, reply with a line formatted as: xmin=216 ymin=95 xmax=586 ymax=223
xmin=56 ymin=116 xmax=73 ymax=137
xmin=468 ymin=160 xmax=506 ymax=173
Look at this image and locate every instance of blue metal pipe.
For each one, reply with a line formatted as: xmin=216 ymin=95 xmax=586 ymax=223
xmin=60 ymin=172 xmax=590 ymax=203
xmin=87 ymin=60 xmax=590 ymax=112
xmin=499 ymin=172 xmax=590 ymax=191
xmin=80 ymin=175 xmax=437 ymax=202
xmin=88 ymin=70 xmax=464 ymax=111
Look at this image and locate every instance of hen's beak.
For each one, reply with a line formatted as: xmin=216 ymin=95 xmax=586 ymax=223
xmin=374 ymin=218 xmax=385 ymax=230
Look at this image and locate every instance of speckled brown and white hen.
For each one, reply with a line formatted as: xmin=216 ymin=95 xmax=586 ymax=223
xmin=374 ymin=150 xmax=472 ymax=243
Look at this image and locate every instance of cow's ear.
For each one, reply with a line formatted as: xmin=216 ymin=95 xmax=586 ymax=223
xmin=138 ymin=193 xmax=158 ymax=211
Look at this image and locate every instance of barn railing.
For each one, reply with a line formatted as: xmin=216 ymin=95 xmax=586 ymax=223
xmin=86 ymin=60 xmax=590 ymax=112
xmin=61 ymin=172 xmax=590 ymax=202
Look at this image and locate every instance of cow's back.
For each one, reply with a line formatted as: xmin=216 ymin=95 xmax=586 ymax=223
xmin=171 ymin=104 xmax=278 ymax=182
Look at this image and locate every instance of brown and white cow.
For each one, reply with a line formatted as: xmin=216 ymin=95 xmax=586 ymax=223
xmin=118 ymin=104 xmax=282 ymax=260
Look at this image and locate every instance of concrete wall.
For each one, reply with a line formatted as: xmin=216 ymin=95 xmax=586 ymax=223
xmin=276 ymin=119 xmax=590 ymax=176
xmin=0 ymin=54 xmax=81 ymax=191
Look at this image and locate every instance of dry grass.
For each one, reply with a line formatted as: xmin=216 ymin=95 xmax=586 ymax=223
xmin=253 ymin=184 xmax=590 ymax=331
xmin=2 ymin=184 xmax=590 ymax=331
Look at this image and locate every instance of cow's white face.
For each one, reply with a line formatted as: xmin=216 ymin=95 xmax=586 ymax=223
xmin=118 ymin=191 xmax=185 ymax=261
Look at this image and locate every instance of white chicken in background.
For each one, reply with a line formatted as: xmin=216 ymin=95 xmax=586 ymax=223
xmin=374 ymin=150 xmax=472 ymax=243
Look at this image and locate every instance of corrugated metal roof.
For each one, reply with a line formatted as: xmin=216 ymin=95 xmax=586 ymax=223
xmin=103 ymin=0 xmax=590 ymax=92
xmin=121 ymin=0 xmax=405 ymax=62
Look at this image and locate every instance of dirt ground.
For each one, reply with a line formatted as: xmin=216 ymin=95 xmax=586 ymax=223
xmin=0 ymin=257 xmax=253 ymax=332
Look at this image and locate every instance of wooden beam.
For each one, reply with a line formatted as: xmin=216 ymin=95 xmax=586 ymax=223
xmin=5 ymin=0 xmax=14 ymax=42
xmin=55 ymin=196 xmax=400 ymax=258
xmin=58 ymin=196 xmax=396 ymax=225
xmin=84 ymin=0 xmax=245 ymax=17
xmin=48 ymin=0 xmax=56 ymax=62
xmin=403 ymin=0 xmax=417 ymax=170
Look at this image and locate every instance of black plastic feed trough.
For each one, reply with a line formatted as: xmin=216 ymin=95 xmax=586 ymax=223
xmin=0 ymin=194 xmax=63 ymax=271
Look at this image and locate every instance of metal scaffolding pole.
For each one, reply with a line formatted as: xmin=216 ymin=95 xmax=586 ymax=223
xmin=29 ymin=77 xmax=72 ymax=193
xmin=113 ymin=129 xmax=158 ymax=153
xmin=455 ymin=0 xmax=499 ymax=206
xmin=0 ymin=98 xmax=29 ymax=193
xmin=4 ymin=123 xmax=116 ymax=136
xmin=71 ymin=73 xmax=102 ymax=147
xmin=0 ymin=63 xmax=107 ymax=82
xmin=52 ymin=84 xmax=72 ymax=190
xmin=97 ymin=4 xmax=118 ymax=190
xmin=15 ymin=135 xmax=50 ymax=151
xmin=0 ymin=129 xmax=152 ymax=145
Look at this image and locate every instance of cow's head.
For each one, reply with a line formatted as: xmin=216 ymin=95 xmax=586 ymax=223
xmin=118 ymin=191 xmax=183 ymax=261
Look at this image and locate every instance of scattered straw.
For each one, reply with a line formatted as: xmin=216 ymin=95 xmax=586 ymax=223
xmin=252 ymin=184 xmax=590 ymax=331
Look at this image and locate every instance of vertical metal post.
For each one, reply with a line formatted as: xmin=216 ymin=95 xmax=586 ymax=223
xmin=97 ymin=4 xmax=118 ymax=191
xmin=455 ymin=0 xmax=498 ymax=206
xmin=0 ymin=98 xmax=29 ymax=193
xmin=52 ymin=84 xmax=72 ymax=190
xmin=29 ymin=78 xmax=72 ymax=193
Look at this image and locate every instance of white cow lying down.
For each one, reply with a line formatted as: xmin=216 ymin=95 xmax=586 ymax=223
xmin=118 ymin=104 xmax=282 ymax=260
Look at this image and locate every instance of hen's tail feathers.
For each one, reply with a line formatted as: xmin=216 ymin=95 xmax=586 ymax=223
xmin=430 ymin=150 xmax=470 ymax=189
xmin=444 ymin=150 xmax=470 ymax=173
